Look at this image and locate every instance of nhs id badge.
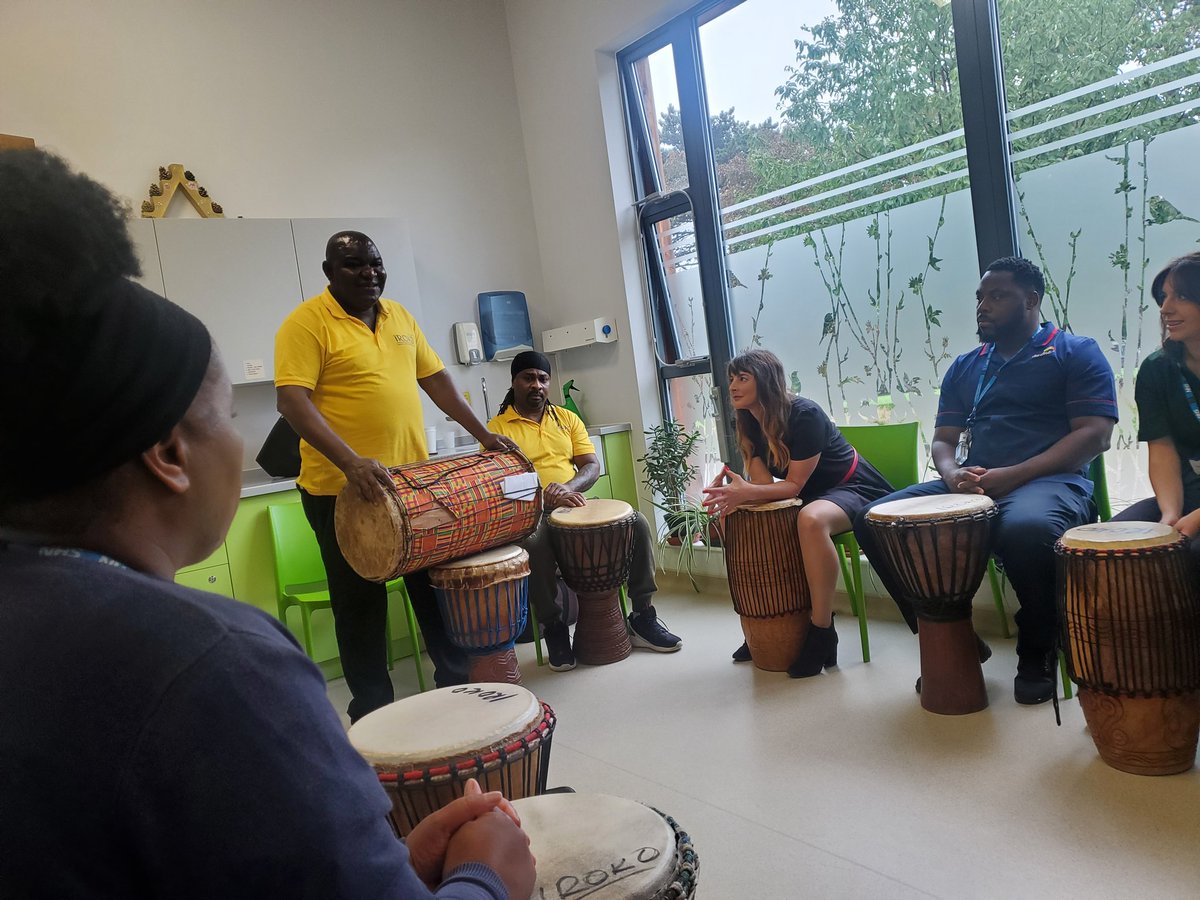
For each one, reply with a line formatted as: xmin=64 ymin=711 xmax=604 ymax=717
xmin=1188 ymin=456 xmax=1200 ymax=476
xmin=954 ymin=429 xmax=972 ymax=466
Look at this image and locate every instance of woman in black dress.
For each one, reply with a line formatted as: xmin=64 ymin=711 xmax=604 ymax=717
xmin=703 ymin=349 xmax=894 ymax=677
xmin=1112 ymin=252 xmax=1200 ymax=569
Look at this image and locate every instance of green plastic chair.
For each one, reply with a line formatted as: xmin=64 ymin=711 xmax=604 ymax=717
xmin=267 ymin=502 xmax=427 ymax=692
xmin=988 ymin=454 xmax=1110 ymax=700
xmin=834 ymin=422 xmax=922 ymax=663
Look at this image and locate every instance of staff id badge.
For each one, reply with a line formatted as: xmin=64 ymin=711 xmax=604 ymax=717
xmin=955 ymin=429 xmax=972 ymax=466
xmin=1189 ymin=456 xmax=1200 ymax=476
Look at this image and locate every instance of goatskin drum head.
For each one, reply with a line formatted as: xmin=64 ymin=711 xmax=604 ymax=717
xmin=1060 ymin=520 xmax=1179 ymax=550
xmin=867 ymin=493 xmax=995 ymax=521
xmin=549 ymin=498 xmax=634 ymax=528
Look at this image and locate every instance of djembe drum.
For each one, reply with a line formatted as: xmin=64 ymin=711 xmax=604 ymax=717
xmin=722 ymin=499 xmax=809 ymax=672
xmin=431 ymin=545 xmax=529 ymax=684
xmin=348 ymin=684 xmax=556 ymax=836
xmin=865 ymin=494 xmax=997 ymax=715
xmin=548 ymin=499 xmax=637 ymax=665
xmin=334 ymin=450 xmax=541 ymax=581
xmin=1057 ymin=522 xmax=1200 ymax=775
xmin=511 ymin=793 xmax=699 ymax=900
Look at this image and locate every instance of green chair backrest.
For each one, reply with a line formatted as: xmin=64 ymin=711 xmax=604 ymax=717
xmin=267 ymin=502 xmax=327 ymax=595
xmin=839 ymin=422 xmax=921 ymax=492
xmin=1089 ymin=454 xmax=1112 ymax=522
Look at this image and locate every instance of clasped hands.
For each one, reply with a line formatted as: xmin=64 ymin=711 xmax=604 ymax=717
xmin=945 ymin=464 xmax=1023 ymax=499
xmin=702 ymin=465 xmax=752 ymax=518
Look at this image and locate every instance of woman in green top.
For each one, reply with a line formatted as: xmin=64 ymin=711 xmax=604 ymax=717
xmin=1113 ymin=252 xmax=1200 ymax=565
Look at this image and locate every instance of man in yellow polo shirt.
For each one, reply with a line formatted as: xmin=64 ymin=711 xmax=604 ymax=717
xmin=276 ymin=231 xmax=515 ymax=722
xmin=487 ymin=352 xmax=681 ymax=671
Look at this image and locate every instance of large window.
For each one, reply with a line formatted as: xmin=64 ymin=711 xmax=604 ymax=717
xmin=620 ymin=0 xmax=1200 ymax=507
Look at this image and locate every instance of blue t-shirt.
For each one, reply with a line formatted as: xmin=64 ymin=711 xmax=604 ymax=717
xmin=935 ymin=322 xmax=1117 ymax=481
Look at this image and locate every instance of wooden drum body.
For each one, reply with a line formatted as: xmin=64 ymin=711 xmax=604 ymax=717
xmin=1057 ymin=522 xmax=1200 ymax=775
xmin=548 ymin=499 xmax=637 ymax=666
xmin=431 ymin=545 xmax=530 ymax=684
xmin=511 ymin=793 xmax=698 ymax=900
xmin=722 ymin=499 xmax=810 ymax=672
xmin=334 ymin=450 xmax=541 ymax=581
xmin=348 ymin=684 xmax=556 ymax=836
xmin=865 ymin=494 xmax=997 ymax=715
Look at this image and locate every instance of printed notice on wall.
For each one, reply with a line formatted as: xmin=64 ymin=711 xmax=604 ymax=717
xmin=242 ymin=359 xmax=265 ymax=380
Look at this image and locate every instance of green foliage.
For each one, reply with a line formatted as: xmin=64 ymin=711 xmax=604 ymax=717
xmin=638 ymin=419 xmax=702 ymax=512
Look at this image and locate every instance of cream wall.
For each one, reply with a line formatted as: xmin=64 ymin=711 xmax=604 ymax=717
xmin=1 ymin=0 xmax=548 ymax=464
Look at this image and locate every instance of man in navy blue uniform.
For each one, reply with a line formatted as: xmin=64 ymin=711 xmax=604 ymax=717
xmin=854 ymin=257 xmax=1117 ymax=705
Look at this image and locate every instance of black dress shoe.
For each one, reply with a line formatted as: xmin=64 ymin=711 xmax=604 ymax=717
xmin=1014 ymin=651 xmax=1053 ymax=705
xmin=732 ymin=641 xmax=752 ymax=663
xmin=788 ymin=619 xmax=838 ymax=678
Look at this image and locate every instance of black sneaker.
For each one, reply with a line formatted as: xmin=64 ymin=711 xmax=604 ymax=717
xmin=543 ymin=623 xmax=576 ymax=672
xmin=1014 ymin=652 xmax=1053 ymax=705
xmin=628 ymin=606 xmax=682 ymax=653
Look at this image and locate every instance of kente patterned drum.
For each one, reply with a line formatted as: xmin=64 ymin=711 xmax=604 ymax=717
xmin=865 ymin=494 xmax=997 ymax=715
xmin=431 ymin=545 xmax=530 ymax=684
xmin=1057 ymin=521 xmax=1200 ymax=775
xmin=334 ymin=449 xmax=541 ymax=581
xmin=722 ymin=499 xmax=810 ymax=672
xmin=511 ymin=793 xmax=698 ymax=900
xmin=548 ymin=499 xmax=638 ymax=666
xmin=348 ymin=684 xmax=556 ymax=836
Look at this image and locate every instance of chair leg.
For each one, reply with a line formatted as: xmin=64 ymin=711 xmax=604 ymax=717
xmin=395 ymin=580 xmax=427 ymax=693
xmin=300 ymin=606 xmax=316 ymax=661
xmin=836 ymin=542 xmax=859 ymax=617
xmin=987 ymin=558 xmax=1012 ymax=640
xmin=384 ymin=607 xmax=395 ymax=671
xmin=619 ymin=585 xmax=630 ymax=620
xmin=529 ymin=603 xmax=545 ymax=667
xmin=850 ymin=541 xmax=869 ymax=664
xmin=1059 ymin=650 xmax=1074 ymax=700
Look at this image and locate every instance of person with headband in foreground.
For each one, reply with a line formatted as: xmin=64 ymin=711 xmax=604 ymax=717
xmin=0 ymin=149 xmax=534 ymax=899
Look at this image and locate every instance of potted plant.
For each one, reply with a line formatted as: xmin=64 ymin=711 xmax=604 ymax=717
xmin=638 ymin=419 xmax=714 ymax=590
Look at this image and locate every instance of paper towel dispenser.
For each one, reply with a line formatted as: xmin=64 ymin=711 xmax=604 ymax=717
xmin=477 ymin=291 xmax=534 ymax=362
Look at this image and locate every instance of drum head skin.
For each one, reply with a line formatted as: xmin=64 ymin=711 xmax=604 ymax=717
xmin=511 ymin=793 xmax=677 ymax=900
xmin=435 ymin=544 xmax=526 ymax=569
xmin=549 ymin=498 xmax=634 ymax=528
xmin=868 ymin=493 xmax=995 ymax=521
xmin=347 ymin=684 xmax=540 ymax=767
xmin=739 ymin=498 xmax=802 ymax=513
xmin=1060 ymin=521 xmax=1180 ymax=550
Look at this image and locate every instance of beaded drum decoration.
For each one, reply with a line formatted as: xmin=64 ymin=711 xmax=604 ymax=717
xmin=511 ymin=793 xmax=699 ymax=900
xmin=334 ymin=449 xmax=541 ymax=581
xmin=431 ymin=545 xmax=530 ymax=684
xmin=722 ymin=499 xmax=810 ymax=672
xmin=1057 ymin=521 xmax=1200 ymax=775
xmin=348 ymin=684 xmax=556 ymax=836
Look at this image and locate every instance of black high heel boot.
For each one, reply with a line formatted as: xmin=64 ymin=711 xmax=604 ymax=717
xmin=787 ymin=617 xmax=838 ymax=678
xmin=732 ymin=641 xmax=752 ymax=663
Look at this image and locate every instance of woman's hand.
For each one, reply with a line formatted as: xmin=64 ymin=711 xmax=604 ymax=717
xmin=702 ymin=466 xmax=754 ymax=517
xmin=1174 ymin=508 xmax=1200 ymax=537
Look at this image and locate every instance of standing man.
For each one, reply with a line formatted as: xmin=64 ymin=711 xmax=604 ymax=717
xmin=853 ymin=257 xmax=1117 ymax=705
xmin=487 ymin=351 xmax=681 ymax=671
xmin=276 ymin=231 xmax=515 ymax=722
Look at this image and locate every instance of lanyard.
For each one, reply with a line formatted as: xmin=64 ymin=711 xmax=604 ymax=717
xmin=1179 ymin=370 xmax=1200 ymax=425
xmin=967 ymin=325 xmax=1057 ymax=425
xmin=0 ymin=540 xmax=129 ymax=570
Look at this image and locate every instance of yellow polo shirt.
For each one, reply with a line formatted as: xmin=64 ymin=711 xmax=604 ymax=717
xmin=275 ymin=288 xmax=444 ymax=495
xmin=487 ymin=405 xmax=595 ymax=488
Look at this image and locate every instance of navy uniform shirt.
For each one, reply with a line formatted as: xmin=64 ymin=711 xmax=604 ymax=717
xmin=935 ymin=322 xmax=1117 ymax=484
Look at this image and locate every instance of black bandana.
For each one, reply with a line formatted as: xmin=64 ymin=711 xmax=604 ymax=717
xmin=510 ymin=350 xmax=551 ymax=377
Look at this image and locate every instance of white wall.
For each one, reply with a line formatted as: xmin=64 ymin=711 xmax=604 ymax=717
xmin=1 ymin=0 xmax=548 ymax=466
xmin=504 ymin=0 xmax=696 ymax=465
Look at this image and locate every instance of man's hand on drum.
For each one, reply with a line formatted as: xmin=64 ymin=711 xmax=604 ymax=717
xmin=342 ymin=455 xmax=396 ymax=502
xmin=480 ymin=432 xmax=520 ymax=453
xmin=944 ymin=466 xmax=986 ymax=495
xmin=702 ymin=466 xmax=750 ymax=518
xmin=406 ymin=778 xmax=532 ymax=891
xmin=544 ymin=482 xmax=586 ymax=510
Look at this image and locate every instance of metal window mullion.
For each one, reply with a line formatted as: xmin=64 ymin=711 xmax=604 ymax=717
xmin=951 ymin=0 xmax=1020 ymax=273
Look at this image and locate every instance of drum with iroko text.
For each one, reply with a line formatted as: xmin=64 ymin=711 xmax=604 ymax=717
xmin=511 ymin=792 xmax=698 ymax=899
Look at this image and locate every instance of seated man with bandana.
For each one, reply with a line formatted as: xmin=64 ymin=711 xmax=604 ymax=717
xmin=487 ymin=351 xmax=681 ymax=671
xmin=852 ymin=257 xmax=1117 ymax=706
xmin=0 ymin=150 xmax=534 ymax=899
